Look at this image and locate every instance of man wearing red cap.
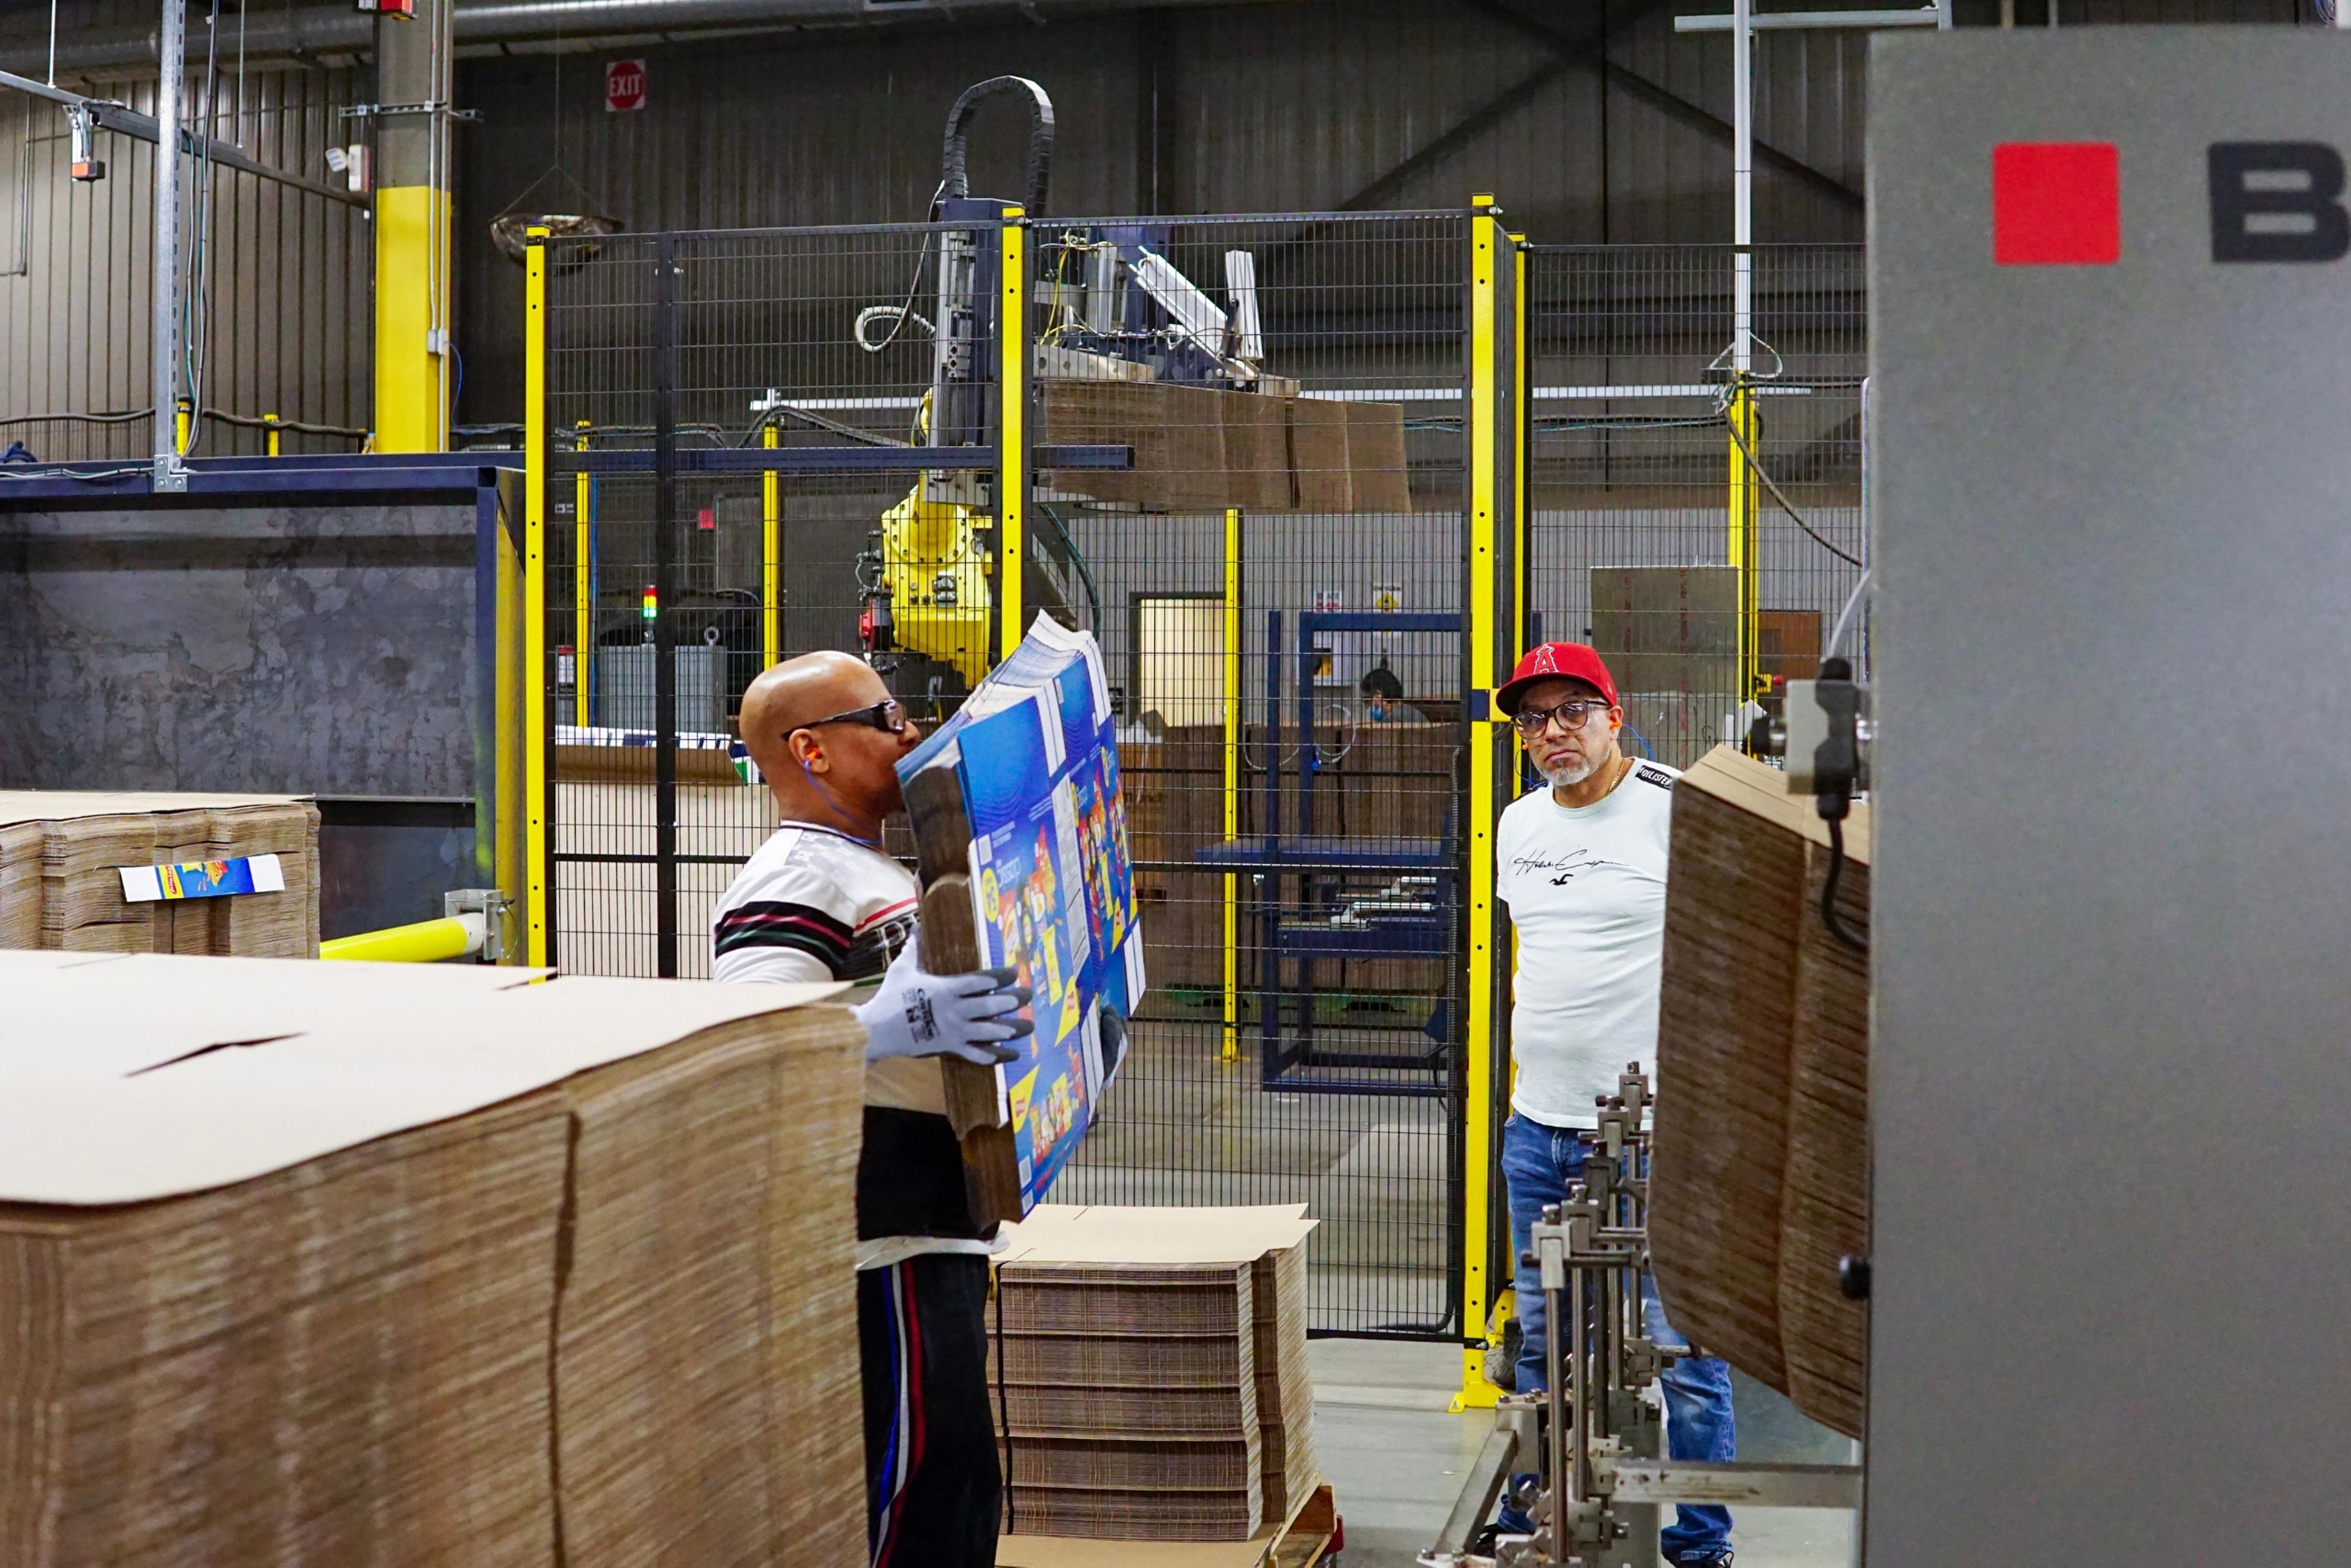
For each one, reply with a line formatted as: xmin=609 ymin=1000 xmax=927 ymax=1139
xmin=1483 ymin=642 xmax=1738 ymax=1567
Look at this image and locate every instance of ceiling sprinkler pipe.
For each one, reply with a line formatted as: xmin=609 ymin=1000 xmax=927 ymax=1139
xmin=0 ymin=0 xmax=1246 ymax=77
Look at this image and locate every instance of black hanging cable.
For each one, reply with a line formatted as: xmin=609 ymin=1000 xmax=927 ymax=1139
xmin=1720 ymin=403 xmax=1865 ymax=569
xmin=1820 ymin=814 xmax=1869 ymax=955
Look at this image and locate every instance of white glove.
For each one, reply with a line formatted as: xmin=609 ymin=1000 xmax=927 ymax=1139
xmin=855 ymin=939 xmax=1033 ymax=1067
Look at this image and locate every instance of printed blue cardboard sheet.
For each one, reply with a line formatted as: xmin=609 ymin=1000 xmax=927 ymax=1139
xmin=898 ymin=616 xmax=1146 ymax=1212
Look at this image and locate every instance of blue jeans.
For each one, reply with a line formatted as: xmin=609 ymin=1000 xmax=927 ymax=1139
xmin=1496 ymin=1112 xmax=1736 ymax=1564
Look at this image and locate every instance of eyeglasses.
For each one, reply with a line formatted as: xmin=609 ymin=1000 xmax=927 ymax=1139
xmin=1511 ymin=697 xmax=1612 ymax=736
xmin=795 ymin=699 xmax=909 ymax=737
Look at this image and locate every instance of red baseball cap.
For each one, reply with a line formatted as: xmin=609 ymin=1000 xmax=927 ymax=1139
xmin=1495 ymin=642 xmax=1618 ymax=716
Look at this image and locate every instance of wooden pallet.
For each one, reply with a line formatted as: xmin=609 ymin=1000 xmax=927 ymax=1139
xmin=996 ymin=1480 xmax=1337 ymax=1568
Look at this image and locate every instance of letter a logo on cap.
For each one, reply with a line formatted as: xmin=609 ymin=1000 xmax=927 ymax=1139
xmin=1993 ymin=142 xmax=2121 ymax=266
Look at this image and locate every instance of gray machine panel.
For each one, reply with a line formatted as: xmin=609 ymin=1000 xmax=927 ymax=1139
xmin=1870 ymin=31 xmax=2351 ymax=1564
xmin=0 ymin=505 xmax=481 ymax=796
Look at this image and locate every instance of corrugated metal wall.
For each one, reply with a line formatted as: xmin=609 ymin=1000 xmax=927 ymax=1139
xmin=0 ymin=64 xmax=370 ymax=460
xmin=0 ymin=0 xmax=2309 ymax=445
xmin=452 ymin=0 xmax=2300 ymax=427
xmin=452 ymin=0 xmax=1883 ymax=426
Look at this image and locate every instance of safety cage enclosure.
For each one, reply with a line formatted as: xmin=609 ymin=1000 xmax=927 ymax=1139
xmin=519 ymin=207 xmax=1862 ymax=1392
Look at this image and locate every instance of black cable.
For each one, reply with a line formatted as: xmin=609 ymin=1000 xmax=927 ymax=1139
xmin=1722 ymin=407 xmax=1865 ymax=569
xmin=0 ymin=465 xmax=150 ymax=483
xmin=860 ymin=181 xmax=946 ymax=355
xmin=1820 ymin=814 xmax=1869 ymax=955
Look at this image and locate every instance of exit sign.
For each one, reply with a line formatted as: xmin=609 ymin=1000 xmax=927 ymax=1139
xmin=604 ymin=59 xmax=646 ymax=113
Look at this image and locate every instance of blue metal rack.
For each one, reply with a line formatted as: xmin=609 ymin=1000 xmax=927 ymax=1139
xmin=1194 ymin=609 xmax=1463 ymax=1097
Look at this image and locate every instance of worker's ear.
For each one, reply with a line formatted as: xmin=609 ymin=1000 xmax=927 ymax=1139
xmin=789 ymin=729 xmax=828 ymax=774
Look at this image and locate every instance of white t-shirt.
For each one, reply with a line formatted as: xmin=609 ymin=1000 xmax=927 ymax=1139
xmin=713 ymin=822 xmax=998 ymax=1268
xmin=710 ymin=820 xmax=941 ymax=1117
xmin=1497 ymin=758 xmax=1680 ymax=1128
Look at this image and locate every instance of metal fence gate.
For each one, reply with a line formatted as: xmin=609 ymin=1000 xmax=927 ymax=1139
xmin=531 ymin=220 xmax=1014 ymax=980
xmin=1027 ymin=212 xmax=1480 ymax=1343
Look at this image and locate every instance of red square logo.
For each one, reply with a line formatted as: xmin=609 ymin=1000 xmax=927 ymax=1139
xmin=1993 ymin=142 xmax=2120 ymax=266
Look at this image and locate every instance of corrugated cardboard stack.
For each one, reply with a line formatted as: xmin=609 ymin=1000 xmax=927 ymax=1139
xmin=0 ymin=951 xmax=866 ymax=1568
xmin=1038 ymin=380 xmax=1410 ymax=514
xmin=1649 ymin=746 xmax=1870 ymax=1439
xmin=1250 ymin=1242 xmax=1317 ymax=1520
xmin=992 ymin=1206 xmax=1319 ymax=1547
xmin=0 ymin=793 xmax=320 ymax=958
xmin=0 ymin=820 xmax=37 ymax=948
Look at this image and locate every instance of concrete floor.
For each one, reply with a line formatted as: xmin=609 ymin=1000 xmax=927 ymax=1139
xmin=1308 ymin=1340 xmax=1858 ymax=1568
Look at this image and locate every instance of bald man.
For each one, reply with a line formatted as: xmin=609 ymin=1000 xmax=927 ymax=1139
xmin=714 ymin=652 xmax=1029 ymax=1568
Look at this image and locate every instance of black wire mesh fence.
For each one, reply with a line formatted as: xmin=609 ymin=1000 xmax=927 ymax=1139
xmin=1027 ymin=212 xmax=1474 ymax=1338
xmin=541 ymin=220 xmax=1000 ymax=978
xmin=1526 ymin=244 xmax=1868 ymax=768
xmin=533 ymin=216 xmax=1816 ymax=1344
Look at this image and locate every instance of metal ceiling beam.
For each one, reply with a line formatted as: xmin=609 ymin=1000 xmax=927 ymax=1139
xmin=0 ymin=66 xmax=366 ymax=208
xmin=1472 ymin=0 xmax=1865 ymax=212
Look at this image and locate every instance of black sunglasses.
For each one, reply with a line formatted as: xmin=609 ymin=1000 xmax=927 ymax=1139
xmin=794 ymin=699 xmax=909 ymax=737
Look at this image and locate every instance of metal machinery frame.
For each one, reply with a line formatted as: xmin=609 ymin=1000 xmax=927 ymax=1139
xmin=1422 ymin=1071 xmax=1861 ymax=1567
xmin=0 ymin=451 xmax=531 ymax=952
xmin=1197 ymin=609 xmax=1462 ymax=1098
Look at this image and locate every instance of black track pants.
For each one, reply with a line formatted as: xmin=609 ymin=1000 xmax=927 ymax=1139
xmin=858 ymin=1253 xmax=1000 ymax=1568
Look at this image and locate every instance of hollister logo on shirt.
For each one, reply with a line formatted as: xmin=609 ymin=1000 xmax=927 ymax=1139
xmin=1509 ymin=848 xmax=1616 ymax=886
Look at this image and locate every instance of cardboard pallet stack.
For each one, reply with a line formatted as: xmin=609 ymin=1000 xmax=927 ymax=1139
xmin=1250 ymin=1242 xmax=1316 ymax=1521
xmin=992 ymin=1206 xmax=1319 ymax=1554
xmin=0 ymin=793 xmax=320 ymax=958
xmin=0 ymin=951 xmax=866 ymax=1568
xmin=1038 ymin=380 xmax=1412 ymax=514
xmin=1648 ymin=746 xmax=1870 ymax=1439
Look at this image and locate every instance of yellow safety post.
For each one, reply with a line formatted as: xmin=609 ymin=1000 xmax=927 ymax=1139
xmin=574 ymin=420 xmax=593 ymax=727
xmin=996 ymin=209 xmax=1028 ymax=661
xmin=321 ymin=915 xmax=482 ymax=964
xmin=263 ymin=413 xmax=281 ymax=458
xmin=1455 ymin=196 xmax=1506 ymax=1415
xmin=494 ymin=474 xmax=524 ymax=953
xmin=762 ymin=421 xmax=781 ymax=668
xmin=523 ymin=226 xmax=550 ymax=968
xmin=1222 ymin=506 xmax=1242 ymax=1065
xmin=174 ymin=398 xmax=192 ymax=455
xmin=1727 ymin=382 xmax=1760 ymax=727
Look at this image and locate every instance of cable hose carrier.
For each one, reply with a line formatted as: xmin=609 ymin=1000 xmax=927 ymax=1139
xmin=940 ymin=75 xmax=1054 ymax=217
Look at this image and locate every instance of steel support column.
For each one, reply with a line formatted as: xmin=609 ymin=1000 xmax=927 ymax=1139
xmin=372 ymin=0 xmax=453 ymax=451
xmin=651 ymin=232 xmax=681 ymax=978
xmin=151 ymin=0 xmax=184 ymax=490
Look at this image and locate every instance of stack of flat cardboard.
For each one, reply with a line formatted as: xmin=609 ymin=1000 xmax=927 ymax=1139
xmin=1649 ymin=746 xmax=1870 ymax=1439
xmin=992 ymin=1206 xmax=1318 ymax=1546
xmin=1038 ymin=381 xmax=1411 ymax=514
xmin=0 ymin=820 xmax=37 ymax=948
xmin=0 ymin=951 xmax=866 ymax=1568
xmin=1250 ymin=1243 xmax=1316 ymax=1520
xmin=0 ymin=793 xmax=320 ymax=958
